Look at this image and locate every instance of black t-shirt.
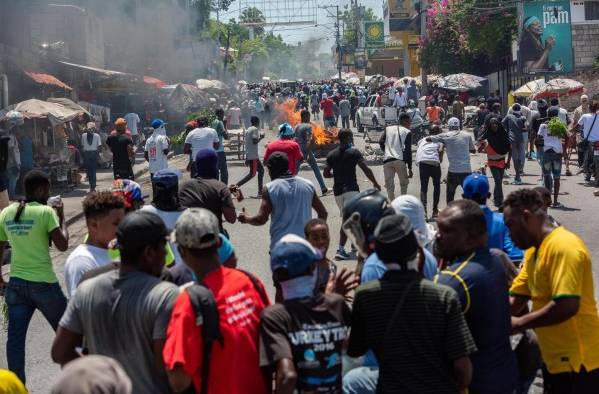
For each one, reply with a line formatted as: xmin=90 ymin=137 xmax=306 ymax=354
xmin=179 ymin=178 xmax=234 ymax=229
xmin=259 ymin=294 xmax=351 ymax=394
xmin=326 ymin=146 xmax=364 ymax=196
xmin=106 ymin=134 xmax=133 ymax=171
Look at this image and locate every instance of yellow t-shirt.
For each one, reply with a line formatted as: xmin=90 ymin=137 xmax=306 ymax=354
xmin=510 ymin=226 xmax=599 ymax=374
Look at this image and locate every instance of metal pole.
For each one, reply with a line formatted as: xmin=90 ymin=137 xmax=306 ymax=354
xmin=336 ymin=5 xmax=342 ymax=80
xmin=420 ymin=0 xmax=428 ymax=96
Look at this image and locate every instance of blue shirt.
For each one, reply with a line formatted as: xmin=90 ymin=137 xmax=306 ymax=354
xmin=481 ymin=205 xmax=523 ymax=262
xmin=19 ymin=136 xmax=33 ymax=169
xmin=360 ymin=249 xmax=438 ymax=367
xmin=435 ymin=248 xmax=517 ymax=394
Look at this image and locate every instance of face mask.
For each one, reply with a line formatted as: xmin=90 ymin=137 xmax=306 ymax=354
xmin=279 ymin=272 xmax=317 ymax=300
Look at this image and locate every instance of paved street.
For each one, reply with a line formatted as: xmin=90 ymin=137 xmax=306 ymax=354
xmin=1 ymin=124 xmax=599 ymax=392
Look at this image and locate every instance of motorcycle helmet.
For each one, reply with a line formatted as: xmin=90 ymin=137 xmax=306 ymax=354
xmin=342 ymin=189 xmax=394 ymax=258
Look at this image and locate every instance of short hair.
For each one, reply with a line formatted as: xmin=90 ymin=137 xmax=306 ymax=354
xmin=503 ymin=189 xmax=544 ymax=212
xmin=591 ymin=100 xmax=599 ymax=113
xmin=338 ymin=128 xmax=352 ymax=144
xmin=550 ymin=98 xmax=559 ymax=106
xmin=533 ymin=186 xmax=551 ymax=203
xmin=250 ymin=116 xmax=260 ymax=126
xmin=399 ymin=113 xmax=411 ymax=124
xmin=304 ymin=218 xmax=328 ymax=236
xmin=197 ymin=117 xmax=209 ymax=127
xmin=447 ymin=199 xmax=487 ymax=236
xmin=23 ymin=170 xmax=50 ymax=196
xmin=492 ymin=103 xmax=502 ymax=112
xmin=300 ymin=109 xmax=310 ymax=123
xmin=83 ymin=192 xmax=125 ymax=219
xmin=215 ymin=108 xmax=225 ymax=117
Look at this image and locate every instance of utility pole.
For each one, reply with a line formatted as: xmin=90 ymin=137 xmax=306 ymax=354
xmin=336 ymin=5 xmax=341 ymax=80
xmin=420 ymin=0 xmax=429 ymax=96
xmin=224 ymin=25 xmax=231 ymax=76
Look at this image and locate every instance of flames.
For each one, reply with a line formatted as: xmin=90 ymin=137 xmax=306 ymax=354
xmin=275 ymin=98 xmax=338 ymax=145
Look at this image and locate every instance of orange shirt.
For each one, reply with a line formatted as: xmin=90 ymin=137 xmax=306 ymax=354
xmin=163 ymin=267 xmax=270 ymax=394
xmin=426 ymin=106 xmax=441 ymax=123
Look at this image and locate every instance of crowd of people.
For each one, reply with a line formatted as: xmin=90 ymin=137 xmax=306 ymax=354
xmin=1 ymin=78 xmax=599 ymax=394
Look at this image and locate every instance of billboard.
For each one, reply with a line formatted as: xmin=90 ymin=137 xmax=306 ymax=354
xmin=518 ymin=0 xmax=574 ymax=74
xmin=365 ymin=21 xmax=385 ymax=48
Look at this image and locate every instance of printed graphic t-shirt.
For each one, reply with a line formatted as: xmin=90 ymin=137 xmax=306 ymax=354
xmin=0 ymin=202 xmax=59 ymax=283
xmin=260 ymin=293 xmax=351 ymax=393
xmin=163 ymin=267 xmax=270 ymax=394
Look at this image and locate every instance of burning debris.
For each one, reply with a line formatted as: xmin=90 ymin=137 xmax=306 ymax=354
xmin=275 ymin=98 xmax=339 ymax=146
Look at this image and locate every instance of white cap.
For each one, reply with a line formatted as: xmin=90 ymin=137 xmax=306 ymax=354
xmin=448 ymin=117 xmax=460 ymax=129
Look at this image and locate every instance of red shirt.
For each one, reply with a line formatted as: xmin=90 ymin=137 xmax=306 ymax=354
xmin=264 ymin=139 xmax=304 ymax=175
xmin=320 ymin=98 xmax=335 ymax=118
xmin=163 ymin=267 xmax=270 ymax=394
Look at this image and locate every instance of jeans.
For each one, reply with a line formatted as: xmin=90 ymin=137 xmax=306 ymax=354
xmin=5 ymin=277 xmax=67 ymax=383
xmin=343 ymin=367 xmax=379 ymax=394
xmin=419 ymin=162 xmax=441 ymax=211
xmin=383 ymin=159 xmax=409 ymax=201
xmin=341 ymin=115 xmax=350 ymax=129
xmin=511 ymin=140 xmax=527 ymax=181
xmin=489 ymin=166 xmax=505 ymax=206
xmin=7 ymin=166 xmax=19 ymax=199
xmin=217 ymin=151 xmax=228 ymax=185
xmin=236 ymin=159 xmax=264 ymax=194
xmin=446 ymin=171 xmax=471 ymax=204
xmin=324 ymin=116 xmax=336 ymax=128
xmin=82 ymin=150 xmax=98 ymax=190
xmin=542 ymin=149 xmax=562 ymax=191
xmin=298 ymin=149 xmax=327 ymax=192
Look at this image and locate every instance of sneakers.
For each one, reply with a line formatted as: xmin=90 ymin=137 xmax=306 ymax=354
xmin=511 ymin=179 xmax=523 ymax=185
xmin=335 ymin=248 xmax=351 ymax=261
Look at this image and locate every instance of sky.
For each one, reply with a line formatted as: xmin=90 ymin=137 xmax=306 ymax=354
xmin=212 ymin=0 xmax=384 ymax=52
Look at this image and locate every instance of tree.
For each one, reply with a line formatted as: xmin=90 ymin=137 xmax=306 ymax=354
xmin=340 ymin=6 xmax=379 ymax=50
xmin=240 ymin=7 xmax=266 ymax=36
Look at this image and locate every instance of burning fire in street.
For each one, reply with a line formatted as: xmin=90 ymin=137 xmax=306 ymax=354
xmin=275 ymin=98 xmax=338 ymax=145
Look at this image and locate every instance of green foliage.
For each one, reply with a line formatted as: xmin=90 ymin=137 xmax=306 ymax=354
xmin=547 ymin=117 xmax=568 ymax=138
xmin=187 ymin=109 xmax=217 ymax=124
xmin=170 ymin=130 xmax=187 ymax=146
xmin=240 ymin=7 xmax=266 ymax=36
xmin=341 ymin=6 xmax=379 ymax=49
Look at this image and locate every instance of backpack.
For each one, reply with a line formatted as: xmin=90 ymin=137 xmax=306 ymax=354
xmin=183 ymin=269 xmax=269 ymax=394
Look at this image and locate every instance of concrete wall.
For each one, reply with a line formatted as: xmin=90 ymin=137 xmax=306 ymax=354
xmin=572 ymin=23 xmax=599 ymax=69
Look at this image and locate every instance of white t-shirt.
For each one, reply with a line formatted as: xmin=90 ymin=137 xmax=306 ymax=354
xmin=184 ymin=127 xmax=219 ymax=158
xmin=81 ymin=132 xmax=102 ymax=151
xmin=140 ymin=205 xmax=183 ymax=265
xmin=578 ymin=112 xmax=599 ymax=142
xmin=145 ymin=133 xmax=169 ymax=174
xmin=64 ymin=244 xmax=112 ymax=297
xmin=123 ymin=113 xmax=140 ymax=135
xmin=539 ymin=123 xmax=563 ymax=153
xmin=416 ymin=139 xmax=442 ymax=165
xmin=227 ymin=107 xmax=241 ymax=127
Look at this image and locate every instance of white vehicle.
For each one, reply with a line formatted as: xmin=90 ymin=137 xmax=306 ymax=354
xmin=356 ymin=94 xmax=400 ymax=133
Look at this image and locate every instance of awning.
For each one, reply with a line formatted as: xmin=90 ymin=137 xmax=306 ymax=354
xmin=24 ymin=71 xmax=72 ymax=90
xmin=143 ymin=76 xmax=167 ymax=89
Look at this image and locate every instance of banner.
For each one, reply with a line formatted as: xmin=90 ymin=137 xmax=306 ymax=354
xmin=518 ymin=0 xmax=574 ymax=74
xmin=365 ymin=21 xmax=385 ymax=48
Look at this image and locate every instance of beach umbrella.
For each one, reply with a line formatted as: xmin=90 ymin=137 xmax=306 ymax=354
xmin=532 ymin=78 xmax=584 ymax=99
xmin=513 ymin=79 xmax=547 ymax=97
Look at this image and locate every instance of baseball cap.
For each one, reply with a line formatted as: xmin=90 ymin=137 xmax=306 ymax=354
xmin=152 ymin=119 xmax=167 ymax=129
xmin=462 ymin=173 xmax=490 ymax=200
xmin=116 ymin=211 xmax=169 ymax=253
xmin=174 ymin=208 xmax=220 ymax=250
xmin=152 ymin=169 xmax=180 ymax=189
xmin=447 ymin=117 xmax=460 ymax=129
xmin=271 ymin=234 xmax=322 ymax=279
xmin=278 ymin=123 xmax=294 ymax=137
xmin=374 ymin=213 xmax=419 ymax=263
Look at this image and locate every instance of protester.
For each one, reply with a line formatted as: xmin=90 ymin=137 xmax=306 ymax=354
xmin=577 ymin=100 xmax=599 ymax=187
xmin=264 ymin=123 xmax=304 ymax=176
xmin=569 ymin=95 xmax=590 ymax=170
xmin=549 ymin=98 xmax=569 ymax=124
xmin=427 ymin=117 xmax=476 ymax=204
xmin=321 ymin=94 xmax=336 ymax=127
xmin=425 ymin=100 xmax=443 ymax=124
xmin=123 ymin=110 xmax=141 ymax=149
xmin=106 ymin=118 xmax=135 ymax=180
xmin=212 ymin=108 xmax=229 ymax=184
xmin=260 ymin=234 xmax=351 ymax=393
xmin=52 ymin=211 xmax=179 ymax=394
xmin=527 ymin=101 xmax=540 ymax=160
xmin=416 ymin=124 xmax=443 ymax=218
xmin=392 ymin=87 xmax=408 ymax=113
xmin=339 ymin=95 xmax=351 ymax=129
xmin=348 ymin=213 xmax=477 ymax=393
xmin=461 ymin=173 xmax=523 ymax=262
xmin=294 ymin=110 xmax=329 ymax=195
xmin=503 ymin=103 xmax=528 ymax=184
xmin=80 ymin=121 xmax=101 ymax=192
xmin=163 ymin=208 xmax=269 ymax=394
xmin=434 ymin=200 xmax=518 ymax=394
xmin=474 ymin=103 xmax=489 ymax=140
xmin=226 ymin=103 xmax=242 ymax=129
xmin=144 ymin=119 xmax=170 ymax=186
xmin=233 ymin=116 xmax=264 ymax=197
xmin=238 ymin=152 xmax=327 ymax=250
xmin=51 ymin=355 xmax=132 ymax=394
xmin=0 ymin=170 xmax=69 ymax=383
xmin=324 ymin=129 xmax=380 ymax=260
xmin=64 ymin=192 xmax=125 ymax=297
xmin=4 ymin=114 xmax=22 ymax=199
xmin=0 ymin=369 xmax=27 ymax=394
xmin=310 ymin=91 xmax=320 ymax=120
xmin=179 ymin=149 xmax=237 ymax=231
xmin=452 ymin=97 xmax=465 ymax=128
xmin=538 ymin=107 xmax=564 ymax=207
xmin=478 ymin=117 xmax=511 ymax=207
xmin=184 ymin=117 xmax=219 ymax=176
xmin=505 ymin=189 xmax=599 ymax=393
xmin=379 ymin=113 xmax=413 ymax=200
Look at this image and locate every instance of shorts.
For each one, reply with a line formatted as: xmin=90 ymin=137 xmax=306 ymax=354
xmin=542 ymin=149 xmax=562 ymax=179
xmin=335 ymin=191 xmax=359 ymax=215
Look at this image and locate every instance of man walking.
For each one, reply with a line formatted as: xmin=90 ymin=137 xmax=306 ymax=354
xmin=123 ymin=110 xmax=141 ymax=150
xmin=294 ymin=110 xmax=328 ymax=195
xmin=379 ymin=113 xmax=413 ymax=201
xmin=505 ymin=189 xmax=599 ymax=394
xmin=503 ymin=104 xmax=528 ymax=184
xmin=144 ymin=119 xmax=170 ymax=185
xmin=321 ymin=94 xmax=336 ymax=128
xmin=578 ymin=100 xmax=599 ymax=186
xmin=264 ymin=123 xmax=304 ymax=176
xmin=184 ymin=117 xmax=219 ymax=177
xmin=427 ymin=117 xmax=476 ymax=204
xmin=213 ymin=108 xmax=229 ymax=184
xmin=106 ymin=118 xmax=135 ymax=180
xmin=324 ymin=129 xmax=381 ymax=260
xmin=233 ymin=116 xmax=264 ymax=197
xmin=339 ymin=95 xmax=351 ymax=129
xmin=81 ymin=122 xmax=101 ymax=192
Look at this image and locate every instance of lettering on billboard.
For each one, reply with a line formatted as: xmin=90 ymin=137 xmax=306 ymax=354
xmin=518 ymin=0 xmax=574 ymax=74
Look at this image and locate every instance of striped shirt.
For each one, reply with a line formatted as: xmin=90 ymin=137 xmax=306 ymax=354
xmin=348 ymin=270 xmax=476 ymax=394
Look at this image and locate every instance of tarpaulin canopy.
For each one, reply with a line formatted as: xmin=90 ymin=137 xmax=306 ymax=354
xmin=47 ymin=97 xmax=92 ymax=117
xmin=24 ymin=71 xmax=72 ymax=90
xmin=11 ymin=99 xmax=87 ymax=126
xmin=165 ymin=84 xmax=207 ymax=113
